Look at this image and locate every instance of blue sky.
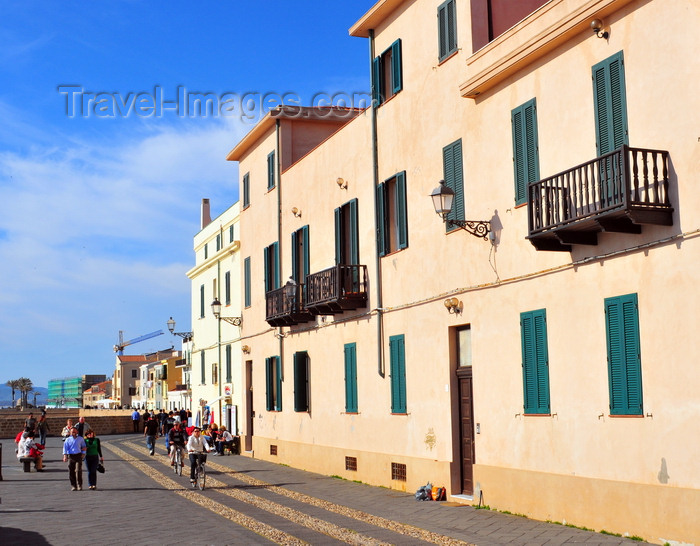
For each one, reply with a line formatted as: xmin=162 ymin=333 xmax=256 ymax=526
xmin=0 ymin=1 xmax=375 ymax=387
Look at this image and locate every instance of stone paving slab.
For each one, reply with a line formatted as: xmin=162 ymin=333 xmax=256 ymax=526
xmin=0 ymin=434 xmax=652 ymax=545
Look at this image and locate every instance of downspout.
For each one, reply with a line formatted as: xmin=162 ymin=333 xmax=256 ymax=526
xmin=276 ymin=119 xmax=284 ymax=380
xmin=369 ymin=29 xmax=385 ymax=378
xmin=217 ymin=248 xmax=222 ymax=425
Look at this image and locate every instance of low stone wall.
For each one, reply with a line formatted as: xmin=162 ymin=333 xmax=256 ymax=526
xmin=0 ymin=409 xmax=135 ymax=439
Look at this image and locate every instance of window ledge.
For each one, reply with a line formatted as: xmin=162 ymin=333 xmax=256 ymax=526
xmin=459 ymin=0 xmax=637 ymax=99
xmin=437 ymin=49 xmax=459 ymax=67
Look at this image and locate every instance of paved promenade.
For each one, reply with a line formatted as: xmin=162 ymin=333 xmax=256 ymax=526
xmin=1 ymin=434 xmax=649 ymax=545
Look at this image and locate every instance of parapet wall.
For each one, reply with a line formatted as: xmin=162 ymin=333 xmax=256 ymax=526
xmin=0 ymin=409 xmax=135 ymax=439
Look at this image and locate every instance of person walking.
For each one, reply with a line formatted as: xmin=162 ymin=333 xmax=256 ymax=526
xmin=144 ymin=415 xmax=159 ymax=456
xmin=36 ymin=414 xmax=50 ymax=446
xmin=131 ymin=408 xmax=140 ymax=432
xmin=61 ymin=419 xmax=74 ymax=441
xmin=62 ymin=426 xmax=87 ymax=491
xmin=75 ymin=416 xmax=91 ymax=437
xmin=84 ymin=429 xmax=104 ymax=490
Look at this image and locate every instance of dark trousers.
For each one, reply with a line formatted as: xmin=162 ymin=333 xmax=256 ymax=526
xmin=189 ymin=453 xmax=206 ymax=480
xmin=68 ymin=454 xmax=83 ymax=487
xmin=85 ymin=454 xmax=99 ymax=487
xmin=132 ymin=420 xmax=139 ymax=432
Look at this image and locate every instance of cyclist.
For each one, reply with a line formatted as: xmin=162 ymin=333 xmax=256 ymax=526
xmin=186 ymin=426 xmax=211 ymax=485
xmin=168 ymin=420 xmax=188 ymax=468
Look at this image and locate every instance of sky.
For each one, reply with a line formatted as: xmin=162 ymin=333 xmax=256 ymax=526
xmin=0 ymin=1 xmax=375 ymax=387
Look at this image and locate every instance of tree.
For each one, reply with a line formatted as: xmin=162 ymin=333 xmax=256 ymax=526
xmin=16 ymin=377 xmax=33 ymax=409
xmin=32 ymin=390 xmax=42 ymax=407
xmin=5 ymin=379 xmax=20 ymax=408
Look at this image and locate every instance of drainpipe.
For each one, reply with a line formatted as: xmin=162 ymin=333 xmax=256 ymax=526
xmin=369 ymin=29 xmax=385 ymax=378
xmin=217 ymin=229 xmax=223 ymax=425
xmin=276 ymin=118 xmax=284 ymax=376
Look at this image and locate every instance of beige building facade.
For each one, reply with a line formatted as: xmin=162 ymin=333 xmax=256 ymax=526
xmin=224 ymin=1 xmax=699 ymax=543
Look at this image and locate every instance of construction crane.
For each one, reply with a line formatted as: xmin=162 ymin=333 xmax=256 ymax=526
xmin=113 ymin=330 xmax=164 ymax=355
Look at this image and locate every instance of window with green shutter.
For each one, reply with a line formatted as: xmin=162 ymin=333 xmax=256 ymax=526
xmin=229 ymin=224 xmax=234 ymax=243
xmin=389 ymin=334 xmax=407 ymax=414
xmin=293 ymin=351 xmax=309 ymax=412
xmin=377 ymin=171 xmax=408 ymax=256
xmin=291 ymin=225 xmax=310 ymax=282
xmin=593 ymin=51 xmax=629 ymax=156
xmin=263 ymin=242 xmax=279 ymax=293
xmin=372 ymin=39 xmax=403 ymax=106
xmin=242 ymin=172 xmax=250 ymax=208
xmin=267 ymin=151 xmax=276 ymax=190
xmin=244 ymin=257 xmax=251 ymax=308
xmin=199 ymin=284 xmax=205 ymax=318
xmin=511 ymin=98 xmax=540 ymax=206
xmin=265 ymin=356 xmax=282 ymax=411
xmin=438 ymin=0 xmax=457 ymax=61
xmin=605 ymin=293 xmax=642 ymax=416
xmin=200 ymin=351 xmax=206 ymax=385
xmin=442 ymin=139 xmax=464 ymax=233
xmin=225 ymin=344 xmax=232 ymax=383
xmin=334 ymin=199 xmax=359 ymax=265
xmin=224 ymin=271 xmax=231 ymax=306
xmin=344 ymin=343 xmax=358 ymax=413
xmin=520 ymin=309 xmax=550 ymax=414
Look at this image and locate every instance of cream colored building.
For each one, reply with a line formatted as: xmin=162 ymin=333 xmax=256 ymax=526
xmin=187 ymin=200 xmax=243 ymax=432
xmin=224 ymin=1 xmax=699 ymax=543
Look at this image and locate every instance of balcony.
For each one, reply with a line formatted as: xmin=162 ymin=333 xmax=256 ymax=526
xmin=304 ymin=264 xmax=368 ymax=315
xmin=265 ymin=283 xmax=315 ymax=327
xmin=527 ymin=146 xmax=673 ymax=251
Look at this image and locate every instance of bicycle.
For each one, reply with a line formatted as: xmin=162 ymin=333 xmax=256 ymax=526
xmin=192 ymin=454 xmax=206 ymax=490
xmin=172 ymin=445 xmax=183 ymax=476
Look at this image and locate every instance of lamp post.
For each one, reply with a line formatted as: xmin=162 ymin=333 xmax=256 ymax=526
xmin=166 ymin=317 xmax=193 ymax=340
xmin=430 ymin=180 xmax=491 ymax=240
xmin=283 ymin=277 xmax=298 ymax=310
xmin=211 ymin=299 xmax=242 ymax=326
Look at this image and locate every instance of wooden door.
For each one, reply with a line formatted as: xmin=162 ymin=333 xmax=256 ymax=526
xmin=457 ymin=366 xmax=475 ymax=495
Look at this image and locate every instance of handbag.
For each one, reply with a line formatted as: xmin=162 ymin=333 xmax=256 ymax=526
xmin=97 ymin=463 xmax=105 ymax=473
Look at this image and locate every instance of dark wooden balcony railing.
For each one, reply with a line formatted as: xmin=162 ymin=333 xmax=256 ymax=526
xmin=265 ymin=283 xmax=315 ymax=327
xmin=304 ymin=264 xmax=368 ymax=315
xmin=527 ymin=145 xmax=673 ymax=251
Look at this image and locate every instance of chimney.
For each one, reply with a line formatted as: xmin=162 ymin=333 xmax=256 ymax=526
xmin=201 ymin=198 xmax=212 ymax=229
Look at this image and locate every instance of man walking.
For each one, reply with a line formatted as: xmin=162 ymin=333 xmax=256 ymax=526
xmin=132 ymin=408 xmax=140 ymax=432
xmin=75 ymin=416 xmax=91 ymax=437
xmin=62 ymin=426 xmax=87 ymax=491
xmin=144 ymin=414 xmax=159 ymax=456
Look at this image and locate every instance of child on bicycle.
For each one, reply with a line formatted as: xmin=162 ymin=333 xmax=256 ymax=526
xmin=186 ymin=426 xmax=211 ymax=485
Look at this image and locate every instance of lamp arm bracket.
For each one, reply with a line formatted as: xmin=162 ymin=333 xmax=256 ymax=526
xmin=446 ymin=219 xmax=491 ymax=239
xmin=220 ymin=316 xmax=242 ymax=326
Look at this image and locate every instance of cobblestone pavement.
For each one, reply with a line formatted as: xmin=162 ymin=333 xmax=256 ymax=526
xmin=0 ymin=435 xmax=651 ymax=545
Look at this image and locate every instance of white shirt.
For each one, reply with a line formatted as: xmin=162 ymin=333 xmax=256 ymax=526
xmin=220 ymin=430 xmax=234 ymax=442
xmin=186 ymin=435 xmax=210 ymax=454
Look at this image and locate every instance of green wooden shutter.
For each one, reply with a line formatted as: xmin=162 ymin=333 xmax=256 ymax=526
xmin=263 ymin=246 xmax=270 ymax=292
xmin=267 ymin=151 xmax=275 ymax=189
xmin=605 ymin=294 xmax=642 ymax=415
xmin=291 ymin=230 xmax=299 ymax=282
xmin=593 ymin=51 xmax=628 ymax=156
xmin=344 ymin=343 xmax=358 ymax=413
xmin=200 ymin=352 xmax=206 ymax=385
xmin=293 ymin=351 xmax=309 ymax=412
xmin=242 ymin=172 xmax=250 ymax=208
xmin=391 ymin=39 xmax=402 ymax=94
xmin=302 ymin=225 xmax=310 ymax=279
xmin=520 ymin=309 xmax=550 ymax=414
xmin=275 ymin=356 xmax=282 ymax=411
xmin=225 ymin=271 xmax=231 ymax=305
xmin=334 ymin=206 xmax=342 ymax=265
xmin=438 ymin=0 xmax=457 ymax=61
xmin=376 ymin=183 xmax=387 ymax=257
xmin=349 ymin=198 xmax=359 ymax=265
xmin=511 ymin=99 xmax=540 ymax=206
xmin=443 ymin=140 xmax=464 ymax=232
xmin=272 ymin=242 xmax=279 ymax=289
xmin=372 ymin=56 xmax=382 ymax=105
xmin=396 ymin=171 xmax=408 ymax=249
xmin=389 ymin=334 xmax=406 ymax=413
xmin=200 ymin=284 xmax=205 ymax=318
xmin=225 ymin=344 xmax=232 ymax=383
xmin=244 ymin=257 xmax=251 ymax=307
xmin=265 ymin=357 xmax=273 ymax=411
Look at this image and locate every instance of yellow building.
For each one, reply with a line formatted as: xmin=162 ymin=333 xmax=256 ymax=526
xmin=223 ymin=1 xmax=699 ymax=543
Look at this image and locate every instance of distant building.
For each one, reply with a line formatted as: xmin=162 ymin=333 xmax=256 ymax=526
xmin=113 ymin=350 xmax=179 ymax=408
xmin=48 ymin=374 xmax=107 ymax=408
xmin=83 ymin=380 xmax=113 ymax=407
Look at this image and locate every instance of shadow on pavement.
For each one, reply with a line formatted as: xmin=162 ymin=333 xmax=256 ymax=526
xmin=1 ymin=528 xmax=51 ymax=545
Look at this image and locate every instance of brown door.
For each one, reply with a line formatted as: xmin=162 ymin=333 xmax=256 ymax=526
xmin=457 ymin=366 xmax=475 ymax=495
xmin=245 ymin=360 xmax=253 ymax=452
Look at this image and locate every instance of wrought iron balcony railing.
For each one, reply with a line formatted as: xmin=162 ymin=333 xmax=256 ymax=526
xmin=265 ymin=282 xmax=315 ymax=327
xmin=527 ymin=145 xmax=673 ymax=251
xmin=304 ymin=264 xmax=368 ymax=315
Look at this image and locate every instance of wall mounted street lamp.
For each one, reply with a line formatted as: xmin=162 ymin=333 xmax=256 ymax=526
xmin=283 ymin=277 xmax=298 ymax=306
xmin=291 ymin=207 xmax=302 ymax=218
xmin=167 ymin=317 xmax=193 ymax=340
xmin=590 ymin=19 xmax=609 ymax=39
xmin=211 ymin=299 xmax=242 ymax=326
xmin=336 ymin=177 xmax=348 ymax=190
xmin=430 ymin=180 xmax=491 ymax=240
xmin=242 ymin=345 xmax=251 ymax=354
xmin=444 ymin=297 xmax=463 ymax=314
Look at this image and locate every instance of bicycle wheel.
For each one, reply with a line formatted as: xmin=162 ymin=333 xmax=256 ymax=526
xmin=176 ymin=451 xmax=182 ymax=476
xmin=197 ymin=463 xmax=206 ymax=490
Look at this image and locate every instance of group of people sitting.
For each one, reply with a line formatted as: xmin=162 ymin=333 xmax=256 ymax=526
xmin=15 ymin=412 xmax=46 ymax=471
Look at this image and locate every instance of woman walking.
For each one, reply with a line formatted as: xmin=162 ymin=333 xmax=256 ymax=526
xmin=84 ymin=429 xmax=104 ymax=490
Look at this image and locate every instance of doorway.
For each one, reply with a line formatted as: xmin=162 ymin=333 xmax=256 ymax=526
xmin=244 ymin=360 xmax=253 ymax=452
xmin=455 ymin=325 xmax=475 ymax=496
